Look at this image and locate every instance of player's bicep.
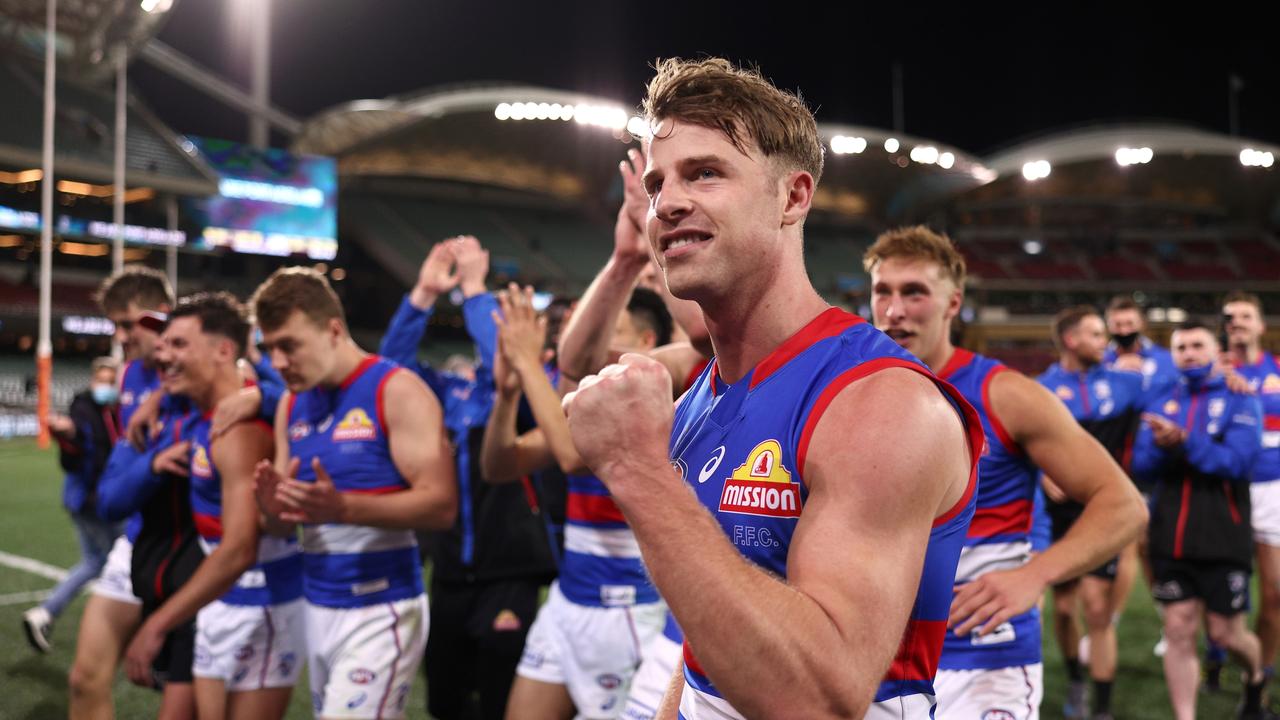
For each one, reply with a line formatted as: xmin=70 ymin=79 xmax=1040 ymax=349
xmin=1000 ymin=374 xmax=1117 ymax=504
xmin=383 ymin=371 xmax=454 ymax=491
xmin=788 ymin=371 xmax=965 ymax=659
xmin=213 ymin=426 xmax=273 ymax=548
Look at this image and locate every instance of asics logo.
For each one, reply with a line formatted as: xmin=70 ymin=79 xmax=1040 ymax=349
xmin=697 ymin=446 xmax=726 ymax=484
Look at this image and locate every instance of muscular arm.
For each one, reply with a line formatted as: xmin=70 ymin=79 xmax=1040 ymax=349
xmin=138 ymin=424 xmax=271 ymax=635
xmin=950 ymin=371 xmax=1150 ymax=636
xmin=340 ymin=370 xmax=457 ymax=530
xmin=576 ymin=362 xmax=971 ymax=718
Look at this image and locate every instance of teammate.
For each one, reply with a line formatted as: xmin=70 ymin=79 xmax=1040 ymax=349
xmin=121 ymin=292 xmax=303 ymax=720
xmin=250 ymin=267 xmax=457 ymax=720
xmin=563 ymin=57 xmax=983 ymax=719
xmin=64 ymin=266 xmax=177 ymax=720
xmin=1133 ymin=319 xmax=1267 ymax=720
xmin=1105 ymin=296 xmax=1179 ymax=395
xmin=1037 ymin=306 xmax=1148 ymax=719
xmin=864 ymin=226 xmax=1147 ymax=719
xmin=481 ymin=284 xmax=670 ymax=720
xmin=1223 ymin=292 xmax=1280 ymax=675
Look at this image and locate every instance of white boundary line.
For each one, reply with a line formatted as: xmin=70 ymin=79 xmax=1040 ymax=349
xmin=0 ymin=549 xmax=68 ymax=581
xmin=0 ymin=589 xmax=52 ymax=606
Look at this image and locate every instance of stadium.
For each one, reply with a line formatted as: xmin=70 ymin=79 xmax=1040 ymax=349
xmin=1 ymin=2 xmax=1278 ymax=719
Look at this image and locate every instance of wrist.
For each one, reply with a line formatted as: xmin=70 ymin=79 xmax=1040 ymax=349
xmin=408 ymin=288 xmax=439 ymax=310
xmin=608 ymin=250 xmax=649 ymax=277
xmin=459 ymin=280 xmax=486 ymax=298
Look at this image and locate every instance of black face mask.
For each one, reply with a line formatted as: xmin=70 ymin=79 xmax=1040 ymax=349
xmin=1114 ymin=332 xmax=1140 ymax=348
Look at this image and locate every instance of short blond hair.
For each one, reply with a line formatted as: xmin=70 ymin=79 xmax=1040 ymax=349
xmin=863 ymin=226 xmax=967 ymax=287
xmin=642 ymin=57 xmax=824 ymax=184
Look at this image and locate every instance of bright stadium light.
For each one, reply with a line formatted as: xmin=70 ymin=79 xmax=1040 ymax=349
xmin=140 ymin=0 xmax=173 ymax=12
xmin=1116 ymin=147 xmax=1154 ymax=166
xmin=938 ymin=152 xmax=955 ymax=169
xmin=830 ymin=135 xmax=867 ymax=155
xmin=559 ymin=104 xmax=575 ymax=121
xmin=626 ymin=116 xmax=649 ymax=138
xmin=1242 ymin=148 xmax=1276 ymax=167
xmin=1022 ymin=239 xmax=1044 ymax=255
xmin=1022 ymin=160 xmax=1051 ymax=181
xmin=910 ymin=146 xmax=939 ymax=164
xmin=494 ymin=103 xmax=511 ymax=121
xmin=884 ymin=138 xmax=900 ymax=153
xmin=1167 ymin=307 xmax=1188 ymax=323
xmin=508 ymin=102 xmax=526 ymax=120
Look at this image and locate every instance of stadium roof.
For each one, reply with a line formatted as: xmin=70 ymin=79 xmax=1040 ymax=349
xmin=0 ymin=59 xmax=218 ymax=196
xmin=294 ymin=84 xmax=995 ymax=228
xmin=963 ymin=123 xmax=1280 ymax=223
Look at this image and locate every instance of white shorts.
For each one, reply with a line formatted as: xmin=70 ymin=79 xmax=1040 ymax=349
xmin=516 ymin=582 xmax=666 ymax=719
xmin=1253 ymin=480 xmax=1280 ymax=547
xmin=934 ymin=664 xmax=1043 ymax=720
xmin=193 ymin=598 xmax=305 ymax=691
xmin=90 ymin=535 xmax=141 ymax=605
xmin=306 ymin=595 xmax=428 ymax=720
xmin=620 ymin=628 xmax=682 ymax=720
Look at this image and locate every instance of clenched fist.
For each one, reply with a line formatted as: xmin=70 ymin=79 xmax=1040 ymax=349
xmin=563 ymin=354 xmax=675 ymax=489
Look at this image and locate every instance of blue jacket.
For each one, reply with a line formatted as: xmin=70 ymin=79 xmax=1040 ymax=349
xmin=1133 ymin=372 xmax=1262 ymax=563
xmin=379 ymin=293 xmax=556 ymax=584
xmin=95 ymin=394 xmax=197 ymax=523
xmin=1104 ymin=336 xmax=1179 ymax=396
xmin=56 ymin=391 xmax=121 ymax=514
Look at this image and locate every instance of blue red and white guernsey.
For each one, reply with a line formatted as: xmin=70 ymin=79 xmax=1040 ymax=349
xmin=285 ymin=355 xmax=424 ymax=609
xmin=935 ymin=348 xmax=1042 ymax=672
xmin=668 ymin=308 xmax=982 ymax=719
xmin=559 ymin=472 xmax=659 ymax=608
xmin=117 ymin=359 xmax=160 ymax=542
xmin=1234 ymin=351 xmax=1280 ymax=484
xmin=189 ymin=413 xmax=303 ymax=607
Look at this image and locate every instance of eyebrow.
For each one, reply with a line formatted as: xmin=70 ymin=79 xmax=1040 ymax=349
xmin=642 ymin=154 xmax=730 ymax=189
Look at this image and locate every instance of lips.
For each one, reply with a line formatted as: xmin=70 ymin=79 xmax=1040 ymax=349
xmin=884 ymin=329 xmax=915 ymax=342
xmin=658 ymin=229 xmax=712 ymax=257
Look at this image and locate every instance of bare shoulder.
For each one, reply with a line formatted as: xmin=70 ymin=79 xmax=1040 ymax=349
xmin=986 ymin=368 xmax=1071 ymax=442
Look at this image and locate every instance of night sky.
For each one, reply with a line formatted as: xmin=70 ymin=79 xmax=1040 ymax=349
xmin=129 ymin=1 xmax=1280 ymax=156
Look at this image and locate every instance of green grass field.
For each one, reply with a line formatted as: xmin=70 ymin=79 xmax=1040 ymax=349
xmin=0 ymin=438 xmax=1255 ymax=719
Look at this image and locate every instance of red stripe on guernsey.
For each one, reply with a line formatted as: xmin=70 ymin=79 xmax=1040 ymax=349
xmin=1266 ymin=416 xmax=1280 ymax=432
xmin=567 ymin=493 xmax=626 ymax=524
xmin=936 ymin=348 xmax=975 ymax=381
xmin=340 ymin=355 xmax=380 ymax=391
xmin=967 ymin=500 xmax=1033 ymax=539
xmin=795 ymin=357 xmax=983 ymax=527
xmin=885 ymin=618 xmax=947 ymax=681
xmin=344 ymin=486 xmax=404 ymax=496
xmin=750 ymin=308 xmax=865 ymax=390
xmin=685 ymin=357 xmax=711 ymax=395
xmin=981 ymin=366 xmax=1021 ymax=456
xmin=375 ymin=367 xmax=401 ymax=444
xmin=683 ymin=641 xmax=708 ymax=679
xmin=520 ymin=477 xmax=540 ymax=512
xmin=193 ymin=512 xmax=223 ymax=540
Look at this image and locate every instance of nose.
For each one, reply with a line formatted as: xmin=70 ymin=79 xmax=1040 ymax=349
xmin=653 ymin=179 xmax=691 ymax=225
xmin=882 ymin=293 xmax=907 ymax=322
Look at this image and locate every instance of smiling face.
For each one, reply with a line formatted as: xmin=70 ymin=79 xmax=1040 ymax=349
xmin=155 ymin=316 xmax=236 ymax=399
xmin=642 ymin=121 xmax=803 ymax=306
xmin=870 ymin=257 xmax=963 ymax=367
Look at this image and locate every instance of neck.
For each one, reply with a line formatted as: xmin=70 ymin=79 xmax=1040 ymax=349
xmin=700 ymin=265 xmax=828 ymax=384
xmin=1229 ymin=341 xmax=1262 ymax=366
xmin=920 ymin=340 xmax=956 ymax=376
xmin=195 ymin=366 xmax=244 ymax=413
xmin=321 ymin=339 xmax=370 ymax=389
xmin=1060 ymin=353 xmax=1092 ymax=373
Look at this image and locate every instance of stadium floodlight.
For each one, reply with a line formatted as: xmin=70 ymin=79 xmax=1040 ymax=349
xmin=627 ymin=116 xmax=650 ymax=139
xmin=1116 ymin=147 xmax=1154 ymax=166
xmin=494 ymin=103 xmax=511 ymax=120
xmin=1167 ymin=307 xmax=1188 ymax=323
xmin=509 ymin=102 xmax=526 ymax=120
xmin=141 ymin=0 xmax=174 ymax=13
xmin=910 ymin=146 xmax=939 ymax=165
xmin=938 ymin=152 xmax=955 ymax=169
xmin=1240 ymin=148 xmax=1275 ymax=167
xmin=883 ymin=138 xmax=900 ymax=153
xmin=1022 ymin=160 xmax=1051 ymax=181
xmin=559 ymin=105 xmax=575 ymax=121
xmin=829 ymin=135 xmax=867 ymax=155
xmin=1022 ymin=239 xmax=1044 ymax=255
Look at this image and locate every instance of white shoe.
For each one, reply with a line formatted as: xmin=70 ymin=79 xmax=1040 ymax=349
xmin=1153 ymin=633 xmax=1167 ymax=658
xmin=1078 ymin=635 xmax=1092 ymax=665
xmin=22 ymin=606 xmax=52 ymax=653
